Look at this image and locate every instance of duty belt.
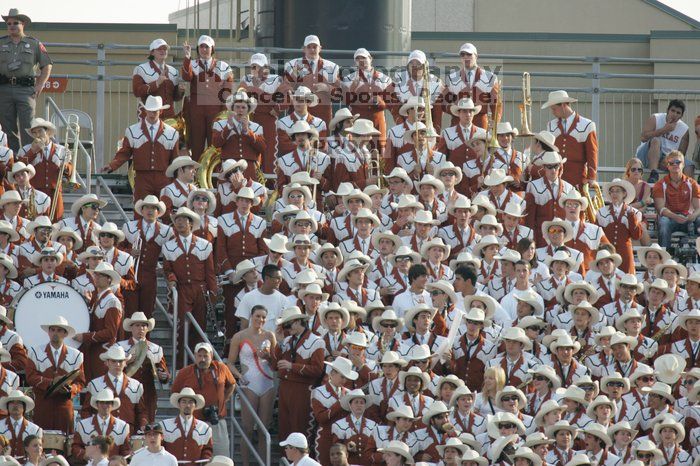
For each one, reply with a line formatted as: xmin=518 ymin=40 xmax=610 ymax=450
xmin=0 ymin=75 xmax=35 ymax=86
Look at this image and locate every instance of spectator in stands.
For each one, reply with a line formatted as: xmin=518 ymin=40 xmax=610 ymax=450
xmin=651 ymin=150 xmax=700 ymax=247
xmin=624 ymin=157 xmax=652 ymax=245
xmin=280 ymin=432 xmax=322 ymax=466
xmin=637 ymin=99 xmax=690 ymax=182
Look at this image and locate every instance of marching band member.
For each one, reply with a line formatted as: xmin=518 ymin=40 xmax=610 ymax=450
xmin=276 ymin=85 xmax=328 ymax=158
xmin=391 ymin=50 xmax=444 ymax=132
xmin=75 ymin=262 xmax=123 ymax=381
xmin=181 ymin=35 xmax=233 ymax=161
xmin=338 ymin=208 xmax=380 ymax=260
xmin=391 ymin=264 xmax=432 ymax=319
xmin=51 ymin=226 xmax=80 ymax=280
xmin=17 ymin=216 xmax=66 ymax=278
xmin=493 ymin=122 xmax=527 ymax=187
xmin=0 ymin=342 xmax=18 ymax=419
xmin=25 ymin=315 xmax=85 ymax=433
xmin=525 ymin=151 xmax=575 ymax=246
xmin=71 ymin=246 xmax=103 ymax=299
xmin=367 ymin=232 xmax=400 ymax=286
xmin=328 ymin=189 xmax=372 ymax=244
xmin=486 ymin=327 xmax=540 ymax=387
xmin=452 ymin=308 xmax=496 ymax=391
xmin=397 ymin=122 xmax=446 ymax=182
xmin=7 ymin=163 xmax=49 ymax=219
xmin=671 ymin=309 xmax=700 ymax=369
xmin=545 ymin=421 xmax=578 ymax=466
xmin=132 ymin=39 xmax=184 ymax=119
xmin=57 ymin=193 xmax=105 ymax=253
xmin=366 ymin=350 xmax=406 ymax=420
xmin=380 ymin=168 xmax=414 ymax=220
xmin=97 ymin=222 xmax=136 ymax=311
xmin=536 ymin=219 xmax=583 ymax=271
xmin=159 ymin=155 xmax=199 ymax=217
xmin=188 ymin=188 xmax=217 ymax=244
xmin=276 ymin=120 xmax=331 ymax=197
xmin=543 ymin=90 xmax=598 ymax=189
xmin=162 ymin=207 xmax=217 ymax=357
xmin=596 ymin=178 xmax=643 ymax=274
xmin=238 ymin=53 xmax=284 ymax=174
xmin=102 ymin=96 xmax=178 ymax=204
xmin=215 ymin=159 xmax=266 ymax=216
xmin=122 ymin=195 xmax=173 ymax=318
xmin=281 ymin=235 xmax=324 ymax=293
xmin=326 ymin=107 xmax=356 ymax=161
xmin=372 ymin=413 xmax=421 ymax=462
xmin=651 ymin=414 xmax=692 ymax=466
xmin=331 ymin=389 xmax=377 ymax=465
xmin=0 ymin=390 xmax=41 ymax=459
xmin=117 ymin=312 xmax=169 ymax=423
xmin=72 ymin=388 xmax=131 ymax=460
xmin=334 ymin=259 xmax=380 ymax=307
xmin=0 ymin=223 xmax=19 ymax=263
xmin=22 ymin=246 xmax=67 ymax=288
xmin=0 ymin=192 xmax=29 ymax=243
xmin=211 ymin=91 xmax=266 ymax=180
xmin=0 ymin=306 xmax=26 ymax=374
xmin=81 ymin=345 xmax=146 ymax=433
xmin=384 ymin=97 xmax=424 ymax=171
xmin=284 ymin=35 xmax=340 ymax=125
xmin=421 ymin=238 xmax=453 ymax=284
xmin=547 ymin=335 xmax=591 ymax=388
xmin=160 ymin=387 xmax=213 ymax=463
xmin=334 ymin=119 xmax=380 ymax=190
xmin=478 ymin=168 xmax=526 ymax=215
xmin=559 ymin=190 xmax=609 ymax=275
xmin=17 ymin=118 xmax=72 ymax=221
xmin=434 ymin=162 xmax=466 ymax=215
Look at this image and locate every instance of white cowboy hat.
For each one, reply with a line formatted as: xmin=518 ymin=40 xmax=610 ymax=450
xmin=171 ymin=206 xmax=201 ymax=230
xmin=637 ymin=243 xmax=671 ymax=268
xmin=314 ymin=242 xmax=343 ymax=267
xmin=123 ymin=311 xmax=155 ymax=332
xmin=496 ymin=121 xmax=519 ymax=136
xmin=531 ymin=130 xmax=559 ymax=152
xmin=0 ymin=306 xmax=11 ymax=327
xmin=460 ymin=449 xmax=488 ymax=466
xmin=51 ymin=226 xmax=83 ymax=250
xmin=545 ymin=249 xmax=578 ymax=271
xmin=542 ymin=217 xmax=574 ymax=243
xmin=377 ymin=440 xmax=415 ymax=464
xmin=403 ymin=121 xmax=437 ymax=144
xmin=462 ymin=294 xmax=497 ymax=320
xmin=500 ymin=201 xmax=526 ymax=218
xmin=229 ymin=259 xmax=256 ymax=285
xmin=337 ymin=259 xmax=369 ymax=283
xmin=275 ymin=306 xmax=310 ymax=327
xmin=420 ymin=237 xmax=451 ymax=260
xmin=398 ymin=95 xmax=425 ymax=117
xmin=561 ymin=281 xmax=600 ymax=305
xmin=471 ymin=234 xmax=500 ymax=258
xmin=0 ymin=191 xmax=25 ymax=208
xmin=289 ymin=210 xmax=319 ymax=233
xmin=525 ymin=432 xmax=555 ymax=448
xmin=449 ymin=251 xmax=482 ymax=270
xmin=654 ymin=354 xmax=686 ymax=384
xmin=90 ymin=262 xmax=122 ymax=288
xmin=0 ymin=253 xmax=17 ymax=280
xmin=421 ymin=400 xmax=450 ymax=425
xmin=500 ymin=326 xmax=532 ymax=350
xmin=527 ymin=365 xmax=562 ymax=389
xmin=345 ymin=118 xmax=380 ymax=136
xmin=39 ymin=456 xmax=70 ymax=466
xmin=391 ymin=194 xmax=423 ymax=211
xmin=629 ymin=364 xmax=655 ymax=386
xmin=533 ymin=398 xmax=565 ymax=426
xmin=450 ymin=97 xmax=482 ymax=117
xmin=187 ymin=189 xmax=217 ymax=214
xmin=541 ymin=90 xmax=578 ymax=109
xmin=343 ymin=331 xmax=368 ymax=349
xmin=585 ymin=395 xmax=617 ymax=419
xmin=517 ymin=315 xmax=547 ymax=331
xmin=31 ymin=246 xmax=63 ymax=266
xmin=399 ymin=366 xmax=430 ymax=389
xmin=340 ymin=388 xmax=373 ymax=411
xmin=99 ymin=344 xmax=127 ymax=362
xmin=77 ymin=245 xmax=104 ymax=263
xmin=26 ymin=215 xmax=53 ymax=236
xmin=631 ymin=440 xmax=663 ymax=463
xmin=206 ymin=457 xmax=234 ymax=466
xmin=436 ymin=437 xmax=468 ymax=457
xmin=27 ymin=118 xmax=57 ymax=135
xmin=568 ymin=301 xmax=600 ymax=327
xmin=652 ymin=414 xmax=685 ymax=443
xmin=561 ymin=385 xmax=588 ymax=406
xmin=434 ymin=161 xmax=464 ymax=184
xmin=474 ymin=214 xmax=503 ymax=236
xmin=654 ymin=259 xmax=688 ymax=280
xmin=386 ymin=405 xmax=416 ymax=422
xmin=539 ymin=151 xmax=567 ymax=165
xmin=448 ymin=385 xmax=474 ymax=409
xmin=416 ymin=173 xmax=444 ymax=192
xmin=514 ymin=288 xmax=544 ymax=316
xmin=372 ymin=310 xmax=404 ymax=333
xmin=141 ymin=95 xmax=170 ymax=112
xmin=371 ymin=231 xmax=402 ymax=253
xmin=0 ymin=389 xmax=33 ymax=413
xmin=488 ymin=434 xmax=520 ymax=461
xmin=643 ymin=278 xmax=674 ymax=303
xmin=263 ymin=233 xmax=290 ymax=254
xmin=41 ymin=315 xmax=75 ymax=338
xmin=6 ymin=161 xmax=35 ymax=183
xmin=512 ymin=447 xmax=542 ymax=466
xmin=379 ymin=350 xmax=407 ymax=368
xmin=297 ymin=283 xmax=329 ymax=302
xmin=225 ymin=90 xmax=257 ymax=113
xmin=342 ymin=189 xmax=372 ymax=209
xmin=170 ymin=387 xmax=205 ymax=409
xmin=290 ymin=86 xmax=318 ymax=107
xmin=165 ymin=155 xmax=200 ymax=178
xmin=486 ymin=412 xmax=526 ymax=439
xmin=588 ymin=249 xmax=623 ymax=272
xmin=600 ymin=372 xmax=631 ymax=394
xmin=607 ymin=420 xmax=638 ymax=441
xmin=615 ymin=308 xmax=645 ymax=332
xmin=383 ymin=167 xmax=413 ymax=186
xmin=615 ymin=273 xmax=644 ymax=293
xmin=603 ymin=178 xmax=636 ymax=204
xmin=425 ymin=280 xmax=458 ymax=305
xmin=98 ymin=221 xmax=126 ymax=242
xmin=364 ymin=184 xmax=388 ymax=198
xmin=328 ymin=108 xmax=359 ymax=133
xmin=609 ymin=331 xmax=638 ymax=350
xmin=558 ymin=189 xmax=589 ymax=210
xmin=495 ymin=249 xmax=521 ymax=264
xmin=318 ymin=302 xmax=350 ymax=329
xmin=563 ymin=454 xmax=592 ymax=466
xmin=679 ymin=308 xmax=700 ymax=331
xmin=353 ymin=207 xmax=380 ymax=228
xmin=432 ymin=374 xmax=465 ymax=397
xmin=388 ymin=246 xmax=422 ymax=267
xmin=483 ymin=168 xmax=514 ymax=187
xmin=582 ymin=422 xmax=613 ymax=447
xmin=71 ymin=194 xmax=107 ymax=217
xmin=324 ymin=356 xmax=359 ymax=381
xmin=545 ymin=420 xmax=579 ymax=439
xmin=494 ymin=386 xmax=527 ymax=409
xmin=641 ymin=381 xmax=675 ymax=403
xmin=218 ymin=159 xmax=249 ymax=180
xmin=404 ymin=304 xmax=437 ymax=332
xmin=91 ymin=388 xmax=122 ymax=410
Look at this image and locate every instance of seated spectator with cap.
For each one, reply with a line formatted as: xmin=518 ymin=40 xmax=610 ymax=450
xmin=280 ymin=432 xmax=322 ymax=466
xmin=128 ymin=423 xmax=178 ymax=466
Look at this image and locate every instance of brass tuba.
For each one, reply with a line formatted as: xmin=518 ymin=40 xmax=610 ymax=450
xmin=581 ymin=182 xmax=605 ymax=222
xmin=196 ymin=110 xmax=235 ymax=189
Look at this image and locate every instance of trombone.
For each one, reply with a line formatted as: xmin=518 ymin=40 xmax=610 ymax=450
xmin=484 ymin=82 xmax=503 ymax=173
xmin=307 ymin=138 xmax=320 ymax=199
xmin=49 ymin=114 xmax=82 ymax=220
xmin=367 ymin=148 xmax=383 ymax=188
xmin=421 ymin=60 xmax=438 ymax=139
xmin=518 ymin=72 xmax=533 ymax=137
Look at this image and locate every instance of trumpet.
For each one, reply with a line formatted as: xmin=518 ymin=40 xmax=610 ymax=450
xmin=518 ymin=72 xmax=533 ymax=137
xmin=49 ymin=114 xmax=82 ymax=220
xmin=26 ymin=188 xmax=37 ymax=221
xmin=367 ymin=148 xmax=383 ymax=188
xmin=580 ymin=182 xmax=605 ymax=222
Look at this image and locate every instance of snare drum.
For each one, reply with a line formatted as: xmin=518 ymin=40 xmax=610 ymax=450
xmin=130 ymin=434 xmax=146 ymax=451
xmin=11 ymin=282 xmax=90 ymax=348
xmin=43 ymin=430 xmax=69 ymax=453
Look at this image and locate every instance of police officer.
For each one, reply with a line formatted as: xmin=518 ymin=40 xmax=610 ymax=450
xmin=0 ymin=9 xmax=52 ymax=153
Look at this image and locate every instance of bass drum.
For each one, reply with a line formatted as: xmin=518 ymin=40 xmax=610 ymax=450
xmin=11 ymin=282 xmax=90 ymax=349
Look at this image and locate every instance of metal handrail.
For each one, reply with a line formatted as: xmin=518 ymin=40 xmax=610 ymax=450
xmin=182 ymin=312 xmax=271 ymax=465
xmin=43 ymin=97 xmax=93 ymax=194
xmin=95 ymin=175 xmax=129 ymax=220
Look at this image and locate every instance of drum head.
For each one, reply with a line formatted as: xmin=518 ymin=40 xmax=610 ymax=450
xmin=14 ymin=283 xmax=90 ymax=348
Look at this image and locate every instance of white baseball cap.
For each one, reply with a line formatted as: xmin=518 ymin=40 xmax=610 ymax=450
xmin=149 ymin=38 xmax=168 ymax=51
xmin=279 ymin=432 xmax=308 ymax=449
xmin=460 ymin=42 xmax=477 ymax=55
xmin=303 ymin=35 xmax=320 ymax=47
xmin=249 ymin=53 xmax=268 ymax=67
xmin=354 ymin=48 xmax=371 ymax=59
xmin=198 ymin=35 xmax=215 ymax=48
xmin=408 ymin=49 xmax=427 ymax=64
xmin=194 ymin=342 xmax=214 ymax=354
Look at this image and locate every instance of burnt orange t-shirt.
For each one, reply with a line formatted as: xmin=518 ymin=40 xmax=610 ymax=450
xmin=652 ymin=174 xmax=700 ymax=215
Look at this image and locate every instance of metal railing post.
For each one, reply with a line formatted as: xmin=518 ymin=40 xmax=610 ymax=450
xmin=591 ymin=58 xmax=601 ymax=129
xmin=183 ymin=314 xmax=190 ymax=369
xmin=96 ymin=44 xmax=106 ymax=174
xmin=171 ymin=286 xmax=179 ymax=372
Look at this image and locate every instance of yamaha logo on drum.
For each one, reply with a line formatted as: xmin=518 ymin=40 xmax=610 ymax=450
xmin=35 ymin=285 xmax=70 ymax=300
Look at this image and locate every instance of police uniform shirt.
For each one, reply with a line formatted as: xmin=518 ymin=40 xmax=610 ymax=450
xmin=0 ymin=35 xmax=52 ymax=77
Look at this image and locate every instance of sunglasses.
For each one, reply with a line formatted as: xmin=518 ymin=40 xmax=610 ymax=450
xmin=533 ymin=375 xmax=548 ymax=381
xmin=193 ymin=196 xmax=210 ymax=202
xmin=6 ymin=22 xmax=20 ymax=26
xmin=526 ymin=325 xmax=543 ymax=332
xmin=230 ymin=167 xmax=243 ymax=174
xmin=381 ymin=322 xmax=398 ymax=328
xmin=288 ymin=193 xmax=304 ymax=199
xmin=499 ymin=423 xmax=517 ymax=429
xmin=501 ymin=396 xmax=519 ymax=402
xmin=282 ymin=323 xmax=293 ymax=330
xmin=606 ymin=382 xmax=625 ymax=388
xmin=637 ymin=453 xmax=654 ymax=459
xmin=144 ymin=424 xmax=162 ymax=433
xmin=85 ymin=203 xmax=102 ymax=210
xmin=667 ymin=160 xmax=682 ymax=166
xmin=639 ymin=376 xmax=655 ymax=383
xmin=580 ymin=385 xmax=596 ymax=392
xmin=629 ymin=167 xmax=644 ymax=173
xmin=682 ymin=378 xmax=698 ymax=386
xmin=99 ymin=233 xmax=115 ymax=238
xmin=430 ymin=290 xmax=445 ymax=296
xmin=544 ymin=164 xmax=560 ymax=169
xmin=466 ymin=319 xmax=483 ymax=325
xmin=395 ymin=256 xmax=412 ymax=263
xmin=441 ymin=172 xmax=457 ymax=177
